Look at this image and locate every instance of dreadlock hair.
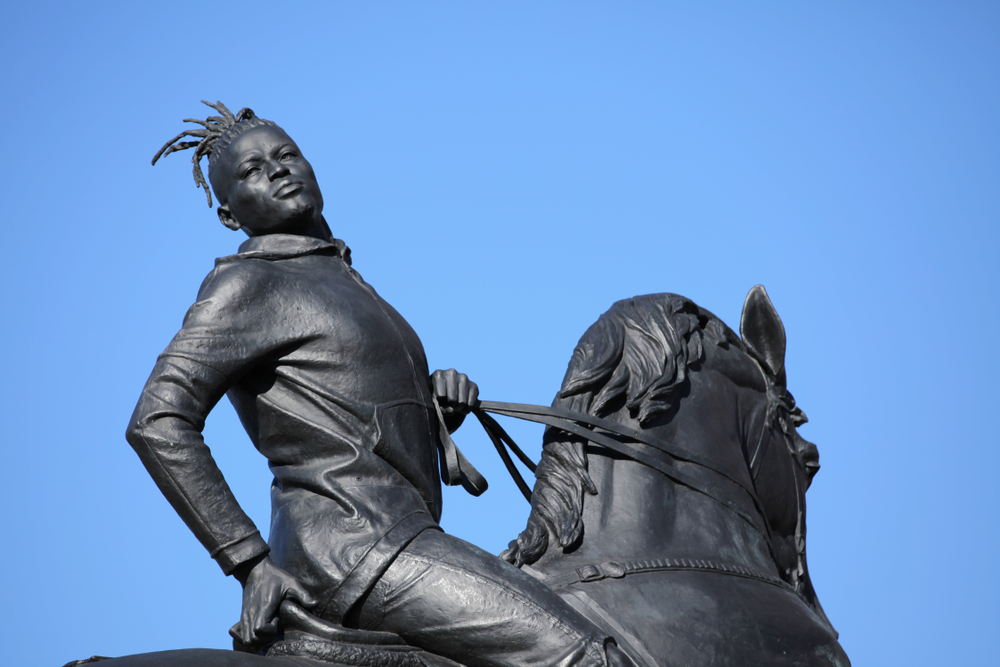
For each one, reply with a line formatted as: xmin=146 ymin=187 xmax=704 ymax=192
xmin=151 ymin=100 xmax=278 ymax=207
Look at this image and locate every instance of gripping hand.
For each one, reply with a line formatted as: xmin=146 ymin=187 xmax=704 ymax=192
xmin=431 ymin=368 xmax=480 ymax=433
xmin=230 ymin=556 xmax=317 ymax=648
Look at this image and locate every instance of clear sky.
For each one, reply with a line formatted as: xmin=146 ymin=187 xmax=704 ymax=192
xmin=1 ymin=2 xmax=997 ymax=666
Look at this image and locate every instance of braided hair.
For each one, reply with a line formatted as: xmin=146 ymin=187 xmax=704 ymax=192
xmin=152 ymin=100 xmax=278 ymax=207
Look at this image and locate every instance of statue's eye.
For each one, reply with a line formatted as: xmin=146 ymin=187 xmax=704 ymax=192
xmin=241 ymin=165 xmax=261 ymax=179
xmin=280 ymin=151 xmax=296 ymax=161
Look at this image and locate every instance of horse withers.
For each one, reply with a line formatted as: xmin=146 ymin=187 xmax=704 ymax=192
xmin=503 ymin=286 xmax=850 ymax=667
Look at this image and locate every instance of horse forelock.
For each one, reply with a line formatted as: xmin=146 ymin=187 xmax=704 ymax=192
xmin=559 ymin=294 xmax=735 ymax=425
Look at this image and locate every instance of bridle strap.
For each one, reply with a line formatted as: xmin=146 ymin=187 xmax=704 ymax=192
xmin=433 ymin=398 xmax=489 ymax=496
xmin=749 ymin=410 xmax=772 ymax=483
xmin=472 ymin=409 xmax=536 ymax=502
xmin=480 ymin=401 xmax=751 ymax=493
xmin=740 ymin=367 xmax=809 ymax=595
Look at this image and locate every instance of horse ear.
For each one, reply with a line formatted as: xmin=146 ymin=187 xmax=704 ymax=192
xmin=740 ymin=285 xmax=786 ymax=380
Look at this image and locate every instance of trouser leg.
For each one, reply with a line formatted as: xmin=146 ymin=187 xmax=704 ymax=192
xmin=354 ymin=530 xmax=615 ymax=667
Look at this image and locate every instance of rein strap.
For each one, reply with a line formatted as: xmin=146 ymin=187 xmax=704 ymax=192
xmin=470 ymin=400 xmax=777 ymax=562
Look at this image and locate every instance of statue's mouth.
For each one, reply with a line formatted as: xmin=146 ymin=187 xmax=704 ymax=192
xmin=274 ymin=181 xmax=304 ymax=198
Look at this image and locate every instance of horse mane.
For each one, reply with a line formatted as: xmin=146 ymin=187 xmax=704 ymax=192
xmin=502 ymin=294 xmax=740 ymax=567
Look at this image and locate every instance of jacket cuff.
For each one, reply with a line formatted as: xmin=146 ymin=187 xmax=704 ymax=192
xmin=211 ymin=531 xmax=270 ymax=575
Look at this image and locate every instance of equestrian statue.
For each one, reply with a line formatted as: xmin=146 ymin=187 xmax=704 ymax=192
xmin=64 ymin=102 xmax=849 ymax=667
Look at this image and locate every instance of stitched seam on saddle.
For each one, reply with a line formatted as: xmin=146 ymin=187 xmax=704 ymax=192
xmin=394 ymin=553 xmax=606 ymax=662
xmin=547 ymin=558 xmax=792 ymax=593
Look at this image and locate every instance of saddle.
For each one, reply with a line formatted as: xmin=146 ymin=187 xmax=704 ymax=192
xmin=240 ymin=601 xmax=462 ymax=667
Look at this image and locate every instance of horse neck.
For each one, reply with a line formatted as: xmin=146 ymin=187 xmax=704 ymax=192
xmin=538 ymin=366 xmax=779 ymax=577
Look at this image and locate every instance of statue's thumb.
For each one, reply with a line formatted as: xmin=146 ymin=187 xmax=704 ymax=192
xmin=289 ymin=587 xmax=317 ymax=609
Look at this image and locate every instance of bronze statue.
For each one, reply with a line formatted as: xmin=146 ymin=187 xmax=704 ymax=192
xmin=67 ymin=102 xmax=849 ymax=667
xmin=122 ymin=102 xmax=630 ymax=667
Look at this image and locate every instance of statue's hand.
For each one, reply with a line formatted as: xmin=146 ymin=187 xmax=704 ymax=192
xmin=431 ymin=368 xmax=480 ymax=432
xmin=229 ymin=556 xmax=317 ymax=648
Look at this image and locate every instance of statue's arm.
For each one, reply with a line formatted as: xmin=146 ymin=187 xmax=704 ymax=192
xmin=125 ymin=264 xmax=319 ymax=646
xmin=125 ymin=353 xmax=269 ymax=574
xmin=125 ymin=349 xmax=316 ymax=646
xmin=124 ymin=264 xmax=275 ymax=574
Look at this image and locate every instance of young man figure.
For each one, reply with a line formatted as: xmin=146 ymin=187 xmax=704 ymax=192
xmin=129 ymin=102 xmax=630 ymax=667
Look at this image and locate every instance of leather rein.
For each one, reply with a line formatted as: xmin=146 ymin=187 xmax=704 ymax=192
xmin=439 ymin=400 xmax=779 ymax=566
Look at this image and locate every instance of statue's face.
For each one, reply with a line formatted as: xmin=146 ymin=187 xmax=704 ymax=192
xmin=211 ymin=125 xmax=324 ymax=236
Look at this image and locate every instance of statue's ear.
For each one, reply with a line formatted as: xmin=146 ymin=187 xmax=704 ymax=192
xmin=217 ymin=204 xmax=241 ymax=231
xmin=740 ymin=285 xmax=786 ymax=381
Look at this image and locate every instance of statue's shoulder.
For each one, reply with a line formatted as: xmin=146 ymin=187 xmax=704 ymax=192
xmin=197 ymin=256 xmax=271 ymax=298
xmin=177 ymin=256 xmax=277 ymax=330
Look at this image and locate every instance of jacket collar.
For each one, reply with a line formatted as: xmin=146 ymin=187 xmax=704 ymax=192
xmin=217 ymin=234 xmax=352 ymax=265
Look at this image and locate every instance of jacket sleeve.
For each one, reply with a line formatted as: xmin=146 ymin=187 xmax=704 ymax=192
xmin=125 ymin=262 xmax=286 ymax=575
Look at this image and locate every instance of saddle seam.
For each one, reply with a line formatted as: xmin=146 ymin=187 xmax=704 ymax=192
xmin=540 ymin=557 xmax=796 ymax=594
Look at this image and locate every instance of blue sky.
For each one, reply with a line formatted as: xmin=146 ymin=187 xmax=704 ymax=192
xmin=1 ymin=2 xmax=997 ymax=666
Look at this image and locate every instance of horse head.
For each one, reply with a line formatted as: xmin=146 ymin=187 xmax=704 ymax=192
xmin=502 ymin=286 xmax=835 ymax=634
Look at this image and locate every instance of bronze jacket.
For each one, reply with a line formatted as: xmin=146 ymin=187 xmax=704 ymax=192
xmin=126 ymin=234 xmax=443 ymax=620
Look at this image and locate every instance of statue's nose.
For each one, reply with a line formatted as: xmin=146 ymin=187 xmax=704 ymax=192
xmin=267 ymin=160 xmax=290 ymax=181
